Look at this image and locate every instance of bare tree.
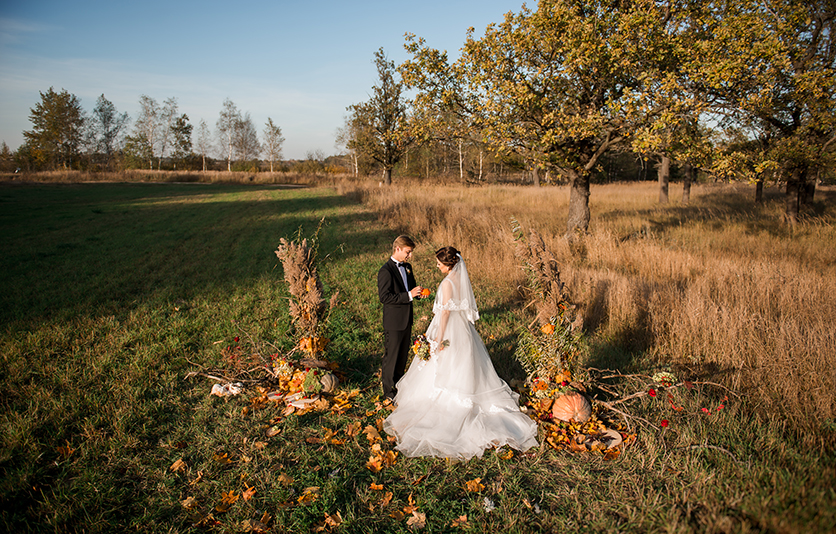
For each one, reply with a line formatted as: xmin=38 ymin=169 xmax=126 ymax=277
xmin=262 ymin=117 xmax=285 ymax=172
xmin=156 ymin=97 xmax=178 ymax=169
xmin=217 ymin=98 xmax=240 ymax=171
xmin=129 ymin=95 xmax=160 ymax=170
xmin=195 ymin=119 xmax=212 ymax=172
xmin=233 ymin=112 xmax=260 ymax=167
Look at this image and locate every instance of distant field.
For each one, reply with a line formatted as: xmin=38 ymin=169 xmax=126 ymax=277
xmin=1 ymin=180 xmax=834 ymax=533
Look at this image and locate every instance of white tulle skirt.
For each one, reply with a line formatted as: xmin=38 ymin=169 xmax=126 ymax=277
xmin=383 ymin=310 xmax=538 ymax=460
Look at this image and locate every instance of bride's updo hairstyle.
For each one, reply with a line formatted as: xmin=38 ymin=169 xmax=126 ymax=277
xmin=435 ymin=246 xmax=460 ymax=268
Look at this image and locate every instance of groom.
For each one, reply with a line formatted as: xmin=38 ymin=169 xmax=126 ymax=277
xmin=377 ymin=235 xmax=423 ymax=401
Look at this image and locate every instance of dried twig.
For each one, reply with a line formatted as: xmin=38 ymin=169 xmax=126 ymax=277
xmin=596 ymin=400 xmax=656 ymax=430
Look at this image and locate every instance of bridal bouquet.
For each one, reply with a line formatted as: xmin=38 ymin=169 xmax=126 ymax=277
xmin=412 ymin=335 xmax=431 ymax=361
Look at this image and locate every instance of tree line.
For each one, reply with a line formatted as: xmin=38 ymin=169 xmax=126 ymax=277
xmin=340 ymin=0 xmax=835 ymax=231
xmin=4 ymin=92 xmax=286 ymax=174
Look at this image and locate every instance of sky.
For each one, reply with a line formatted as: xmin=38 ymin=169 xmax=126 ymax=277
xmin=0 ymin=0 xmax=526 ymax=160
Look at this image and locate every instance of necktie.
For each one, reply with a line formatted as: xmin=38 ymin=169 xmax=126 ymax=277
xmin=397 ymin=262 xmax=408 ymax=290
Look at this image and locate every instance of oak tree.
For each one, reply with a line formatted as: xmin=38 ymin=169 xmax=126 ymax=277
xmin=347 ymin=48 xmax=412 ymax=185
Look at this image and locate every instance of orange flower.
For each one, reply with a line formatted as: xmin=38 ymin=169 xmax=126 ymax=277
xmin=540 ymin=323 xmax=555 ymax=335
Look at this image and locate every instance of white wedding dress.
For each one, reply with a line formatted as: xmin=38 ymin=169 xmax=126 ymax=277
xmin=383 ymin=257 xmax=538 ymax=460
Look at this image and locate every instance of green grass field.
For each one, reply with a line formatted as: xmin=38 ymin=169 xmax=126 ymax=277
xmin=1 ymin=182 xmax=834 ymax=533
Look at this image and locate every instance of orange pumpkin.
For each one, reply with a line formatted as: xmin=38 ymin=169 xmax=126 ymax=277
xmin=420 ymin=288 xmax=431 ymax=298
xmin=552 ymin=392 xmax=592 ymax=423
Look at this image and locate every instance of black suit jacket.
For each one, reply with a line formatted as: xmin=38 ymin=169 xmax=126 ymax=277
xmin=378 ymin=258 xmax=417 ymax=331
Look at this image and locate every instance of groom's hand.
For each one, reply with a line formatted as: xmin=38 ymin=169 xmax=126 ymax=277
xmin=409 ymin=286 xmax=423 ymax=298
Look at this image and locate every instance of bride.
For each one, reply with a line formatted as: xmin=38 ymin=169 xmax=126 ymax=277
xmin=383 ymin=247 xmax=538 ymax=459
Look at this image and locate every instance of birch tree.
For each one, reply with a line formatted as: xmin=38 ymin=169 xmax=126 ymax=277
xmin=262 ymin=117 xmax=285 ymax=172
xmin=217 ymin=98 xmax=240 ymax=171
xmin=195 ymin=119 xmax=212 ymax=171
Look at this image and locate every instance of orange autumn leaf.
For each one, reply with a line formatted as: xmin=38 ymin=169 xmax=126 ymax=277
xmin=277 ymin=473 xmax=294 ymax=485
xmin=345 ymin=421 xmax=362 ymax=437
xmin=370 ymin=482 xmax=384 ymax=491
xmin=380 ymin=491 xmax=393 ymax=508
xmin=297 ymin=487 xmax=320 ymax=504
xmin=363 ymin=425 xmax=382 ymax=442
xmin=383 ymin=450 xmax=398 ymax=467
xmin=366 ymin=455 xmax=384 ymax=473
xmin=465 ymin=478 xmax=485 ymax=492
xmin=170 ymin=458 xmax=187 ymax=472
xmin=242 ymin=485 xmax=256 ymax=501
xmin=451 ymin=514 xmax=470 ymax=528
xmin=56 ymin=441 xmax=75 ymax=459
xmin=213 ymin=452 xmax=234 ymax=465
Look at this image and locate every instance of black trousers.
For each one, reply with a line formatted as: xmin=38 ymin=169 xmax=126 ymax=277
xmin=382 ymin=327 xmax=411 ymax=399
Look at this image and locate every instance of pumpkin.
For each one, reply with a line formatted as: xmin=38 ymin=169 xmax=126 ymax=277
xmin=319 ymin=372 xmax=339 ymax=393
xmin=551 ymin=392 xmax=592 ymax=423
xmin=420 ymin=288 xmax=431 ymax=298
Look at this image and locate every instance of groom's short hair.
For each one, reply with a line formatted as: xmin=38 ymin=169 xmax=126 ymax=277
xmin=393 ymin=235 xmax=415 ymax=251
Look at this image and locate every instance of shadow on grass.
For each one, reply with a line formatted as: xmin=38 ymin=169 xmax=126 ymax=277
xmin=0 ymin=183 xmax=390 ymax=328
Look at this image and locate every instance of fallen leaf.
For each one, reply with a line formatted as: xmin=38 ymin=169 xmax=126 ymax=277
xmin=266 ymin=426 xmax=282 ymax=438
xmin=383 ymin=450 xmax=398 ymax=467
xmin=370 ymin=482 xmax=384 ymax=491
xmin=180 ymin=496 xmax=197 ymax=509
xmin=406 ymin=511 xmax=426 ymax=530
xmin=366 ymin=455 xmax=383 ymax=473
xmin=253 ymin=441 xmax=268 ymax=450
xmin=170 ymin=458 xmax=187 ymax=472
xmin=325 ymin=511 xmax=343 ymax=528
xmin=277 ymin=473 xmax=294 ymax=485
xmin=56 ymin=441 xmax=75 ymax=459
xmin=242 ymin=485 xmax=256 ymax=501
xmin=380 ymin=491 xmax=393 ymax=508
xmin=213 ymin=452 xmax=234 ymax=465
xmin=189 ymin=471 xmax=203 ymax=486
xmin=297 ymin=486 xmax=320 ymax=504
xmin=465 ymin=478 xmax=485 ymax=493
xmin=363 ymin=425 xmax=382 ymax=442
xmin=451 ymin=514 xmax=469 ymax=528
xmin=498 ymin=448 xmax=514 ymax=460
xmin=242 ymin=518 xmax=270 ymax=533
xmin=306 ymin=437 xmax=324 ymax=444
xmin=215 ymin=489 xmax=239 ymax=513
xmin=390 ymin=510 xmax=405 ymax=520
xmin=345 ymin=421 xmax=362 ymax=437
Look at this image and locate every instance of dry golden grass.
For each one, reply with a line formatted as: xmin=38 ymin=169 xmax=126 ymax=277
xmin=338 ymin=179 xmax=836 ymax=426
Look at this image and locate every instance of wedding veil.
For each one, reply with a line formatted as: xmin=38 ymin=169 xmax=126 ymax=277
xmin=434 ymin=253 xmax=480 ymax=323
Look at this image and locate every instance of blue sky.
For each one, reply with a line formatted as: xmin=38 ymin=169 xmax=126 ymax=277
xmin=0 ymin=0 xmax=525 ymax=160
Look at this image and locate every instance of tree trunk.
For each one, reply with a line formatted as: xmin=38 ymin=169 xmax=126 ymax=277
xmin=683 ymin=162 xmax=693 ymax=204
xmin=785 ymin=168 xmax=803 ymax=227
xmin=383 ymin=167 xmax=392 ymax=185
xmin=532 ymin=165 xmax=540 ymax=187
xmin=478 ymin=150 xmax=483 ymax=181
xmin=566 ymin=170 xmax=591 ymax=236
xmin=657 ymin=155 xmax=670 ymax=203
xmin=458 ymin=139 xmax=464 ymax=183
xmin=755 ymin=175 xmax=764 ymax=203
